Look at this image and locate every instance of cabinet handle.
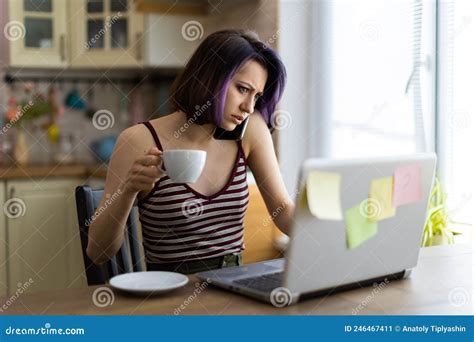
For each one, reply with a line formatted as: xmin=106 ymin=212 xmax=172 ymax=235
xmin=135 ymin=32 xmax=142 ymax=61
xmin=60 ymin=35 xmax=66 ymax=62
xmin=9 ymin=187 xmax=15 ymax=200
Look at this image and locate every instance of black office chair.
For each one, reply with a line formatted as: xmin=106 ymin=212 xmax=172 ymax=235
xmin=75 ymin=185 xmax=144 ymax=286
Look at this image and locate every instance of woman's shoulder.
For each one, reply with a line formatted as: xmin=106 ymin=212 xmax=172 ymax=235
xmin=113 ymin=124 xmax=153 ymax=159
xmin=119 ymin=113 xmax=177 ymax=146
xmin=242 ymin=111 xmax=271 ymax=157
xmin=118 ymin=121 xmax=152 ymax=146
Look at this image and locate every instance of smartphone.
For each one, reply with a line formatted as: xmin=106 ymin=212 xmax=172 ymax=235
xmin=213 ymin=117 xmax=250 ymax=141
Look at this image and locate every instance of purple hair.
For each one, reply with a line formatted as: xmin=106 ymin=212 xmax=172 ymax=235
xmin=170 ymin=30 xmax=287 ymax=129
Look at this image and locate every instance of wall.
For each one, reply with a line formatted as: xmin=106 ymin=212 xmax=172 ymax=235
xmin=277 ymin=0 xmax=313 ymax=194
xmin=0 ymin=0 xmax=9 ymax=165
xmin=203 ymin=0 xmax=279 ymax=48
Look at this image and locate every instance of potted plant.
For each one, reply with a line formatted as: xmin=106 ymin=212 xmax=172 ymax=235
xmin=4 ymin=83 xmax=63 ymax=165
xmin=421 ymin=177 xmax=462 ymax=246
xmin=7 ymin=94 xmax=51 ymax=165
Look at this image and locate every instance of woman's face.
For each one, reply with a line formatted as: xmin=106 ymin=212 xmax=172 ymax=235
xmin=221 ymin=59 xmax=268 ymax=131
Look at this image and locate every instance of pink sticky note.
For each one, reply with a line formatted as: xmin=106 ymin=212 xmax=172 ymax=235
xmin=393 ymin=163 xmax=422 ymax=206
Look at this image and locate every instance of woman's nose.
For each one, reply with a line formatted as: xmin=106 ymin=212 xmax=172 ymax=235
xmin=240 ymin=98 xmax=254 ymax=114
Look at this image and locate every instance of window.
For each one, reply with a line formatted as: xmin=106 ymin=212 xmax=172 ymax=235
xmin=437 ymin=0 xmax=474 ymax=224
xmin=328 ymin=0 xmax=436 ymax=158
xmin=327 ymin=0 xmax=472 ymax=223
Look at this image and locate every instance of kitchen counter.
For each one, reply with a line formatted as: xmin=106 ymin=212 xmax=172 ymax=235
xmin=0 ymin=163 xmax=108 ymax=179
xmin=0 ymin=163 xmax=255 ymax=182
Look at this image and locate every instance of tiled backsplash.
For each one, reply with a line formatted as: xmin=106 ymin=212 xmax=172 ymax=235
xmin=1 ymin=76 xmax=174 ymax=165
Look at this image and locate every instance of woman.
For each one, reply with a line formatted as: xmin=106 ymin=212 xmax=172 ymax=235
xmin=87 ymin=30 xmax=295 ymax=274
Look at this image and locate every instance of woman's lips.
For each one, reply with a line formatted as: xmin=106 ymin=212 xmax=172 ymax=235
xmin=231 ymin=115 xmax=244 ymax=124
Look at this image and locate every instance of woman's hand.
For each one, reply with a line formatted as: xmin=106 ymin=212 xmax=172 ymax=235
xmin=123 ymin=147 xmax=165 ymax=195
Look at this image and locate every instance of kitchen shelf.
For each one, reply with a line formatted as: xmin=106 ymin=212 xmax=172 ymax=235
xmin=4 ymin=67 xmax=180 ymax=84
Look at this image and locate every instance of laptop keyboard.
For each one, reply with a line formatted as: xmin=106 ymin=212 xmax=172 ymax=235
xmin=233 ymin=272 xmax=284 ymax=293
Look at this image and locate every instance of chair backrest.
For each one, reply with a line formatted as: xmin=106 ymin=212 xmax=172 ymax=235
xmin=75 ymin=185 xmax=143 ymax=286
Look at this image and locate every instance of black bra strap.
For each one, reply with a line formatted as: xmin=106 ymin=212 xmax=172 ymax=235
xmin=142 ymin=121 xmax=163 ymax=150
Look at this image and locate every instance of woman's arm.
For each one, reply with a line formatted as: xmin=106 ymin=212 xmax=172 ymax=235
xmin=243 ymin=113 xmax=295 ymax=235
xmin=87 ymin=125 xmax=164 ymax=264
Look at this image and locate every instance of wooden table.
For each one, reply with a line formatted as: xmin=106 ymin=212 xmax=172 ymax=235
xmin=1 ymin=244 xmax=472 ymax=315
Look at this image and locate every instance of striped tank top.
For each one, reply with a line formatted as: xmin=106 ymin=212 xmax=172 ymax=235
xmin=138 ymin=121 xmax=249 ymax=264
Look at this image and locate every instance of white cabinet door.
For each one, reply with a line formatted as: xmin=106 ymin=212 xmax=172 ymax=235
xmin=144 ymin=14 xmax=201 ymax=67
xmin=8 ymin=0 xmax=68 ymax=67
xmin=0 ymin=182 xmax=6 ymax=298
xmin=69 ymin=0 xmax=144 ymax=67
xmin=5 ymin=178 xmax=87 ymax=295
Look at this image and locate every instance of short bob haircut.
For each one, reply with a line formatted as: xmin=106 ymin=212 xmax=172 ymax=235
xmin=170 ymin=29 xmax=286 ymax=129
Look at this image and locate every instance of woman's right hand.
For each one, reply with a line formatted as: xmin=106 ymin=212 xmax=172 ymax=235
xmin=123 ymin=147 xmax=165 ymax=195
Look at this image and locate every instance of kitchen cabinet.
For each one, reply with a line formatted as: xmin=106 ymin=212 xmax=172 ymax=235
xmin=69 ymin=0 xmax=144 ymax=67
xmin=3 ymin=178 xmax=86 ymax=296
xmin=136 ymin=0 xmax=208 ymax=15
xmin=8 ymin=0 xmax=68 ymax=67
xmin=135 ymin=0 xmax=254 ymax=15
xmin=144 ymin=14 xmax=200 ymax=67
xmin=0 ymin=181 xmax=6 ymax=298
xmin=7 ymin=0 xmax=144 ymax=68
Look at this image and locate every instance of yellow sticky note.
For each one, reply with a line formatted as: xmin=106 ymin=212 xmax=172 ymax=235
xmin=367 ymin=177 xmax=397 ymax=222
xmin=306 ymin=171 xmax=343 ymax=220
xmin=345 ymin=203 xmax=378 ymax=249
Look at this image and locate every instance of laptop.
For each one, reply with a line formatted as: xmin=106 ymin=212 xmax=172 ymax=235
xmin=196 ymin=153 xmax=437 ymax=306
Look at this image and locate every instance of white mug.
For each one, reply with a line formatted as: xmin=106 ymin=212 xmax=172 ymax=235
xmin=162 ymin=149 xmax=206 ymax=183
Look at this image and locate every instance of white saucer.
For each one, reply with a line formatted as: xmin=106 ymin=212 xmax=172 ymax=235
xmin=109 ymin=271 xmax=189 ymax=295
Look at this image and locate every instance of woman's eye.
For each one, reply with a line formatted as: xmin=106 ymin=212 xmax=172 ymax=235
xmin=238 ymin=86 xmax=249 ymax=94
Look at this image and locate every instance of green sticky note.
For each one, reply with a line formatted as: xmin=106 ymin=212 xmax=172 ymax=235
xmin=368 ymin=176 xmax=396 ymax=222
xmin=306 ymin=171 xmax=343 ymax=220
xmin=345 ymin=203 xmax=378 ymax=249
